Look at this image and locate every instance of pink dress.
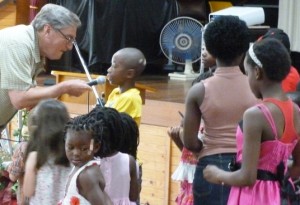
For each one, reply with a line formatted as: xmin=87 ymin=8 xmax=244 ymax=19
xmin=227 ymin=100 xmax=299 ymax=205
xmin=100 ymin=152 xmax=136 ymax=205
xmin=172 ymin=147 xmax=198 ymax=205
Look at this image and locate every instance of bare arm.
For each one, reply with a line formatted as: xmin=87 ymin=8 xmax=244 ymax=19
xmin=183 ymin=82 xmax=204 ymax=152
xmin=78 ymin=165 xmax=112 ymax=205
xmin=289 ymin=141 xmax=300 ymax=178
xmin=8 ymin=79 xmax=91 ymax=109
xmin=129 ymin=155 xmax=139 ymax=202
xmin=289 ymin=104 xmax=300 ymax=178
xmin=23 ymin=151 xmax=38 ymax=197
xmin=204 ymin=107 xmax=262 ymax=186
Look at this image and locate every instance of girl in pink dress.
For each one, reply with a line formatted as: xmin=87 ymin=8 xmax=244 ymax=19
xmin=203 ymin=38 xmax=300 ymax=204
xmin=89 ymin=107 xmax=139 ymax=205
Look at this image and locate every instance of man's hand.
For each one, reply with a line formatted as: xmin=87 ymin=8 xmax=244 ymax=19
xmin=61 ymin=79 xmax=91 ymax=97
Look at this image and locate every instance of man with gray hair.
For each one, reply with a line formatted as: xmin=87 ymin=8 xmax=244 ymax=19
xmin=0 ymin=4 xmax=91 ymax=131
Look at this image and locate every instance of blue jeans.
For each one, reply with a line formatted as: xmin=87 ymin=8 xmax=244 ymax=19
xmin=193 ymin=153 xmax=235 ymax=205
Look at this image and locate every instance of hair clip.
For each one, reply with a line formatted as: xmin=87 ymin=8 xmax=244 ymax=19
xmin=88 ymin=139 xmax=94 ymax=155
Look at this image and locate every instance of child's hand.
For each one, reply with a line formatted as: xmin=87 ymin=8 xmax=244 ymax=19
xmin=203 ymin=165 xmax=223 ymax=185
xmin=167 ymin=126 xmax=181 ymax=140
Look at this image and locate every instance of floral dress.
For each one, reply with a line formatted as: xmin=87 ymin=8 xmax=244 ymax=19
xmin=172 ymin=147 xmax=198 ymax=205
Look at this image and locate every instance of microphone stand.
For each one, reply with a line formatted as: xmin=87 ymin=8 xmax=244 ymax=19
xmin=73 ymin=41 xmax=104 ymax=107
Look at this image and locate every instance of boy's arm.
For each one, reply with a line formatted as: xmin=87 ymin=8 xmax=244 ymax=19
xmin=129 ymin=155 xmax=139 ymax=202
xmin=78 ymin=165 xmax=112 ymax=205
xmin=23 ymin=151 xmax=37 ymax=197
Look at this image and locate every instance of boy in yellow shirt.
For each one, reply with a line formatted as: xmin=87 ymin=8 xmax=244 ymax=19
xmin=105 ymin=47 xmax=146 ymax=126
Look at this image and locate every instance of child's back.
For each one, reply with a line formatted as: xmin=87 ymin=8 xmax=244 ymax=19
xmin=90 ymin=107 xmax=139 ymax=204
xmin=23 ymin=99 xmax=71 ymax=205
xmin=28 ymin=153 xmax=71 ymax=204
xmin=101 ymin=152 xmax=138 ymax=204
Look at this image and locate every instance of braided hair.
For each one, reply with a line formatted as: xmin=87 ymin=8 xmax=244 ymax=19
xmin=66 ymin=106 xmax=124 ymax=158
xmin=119 ymin=112 xmax=140 ymax=159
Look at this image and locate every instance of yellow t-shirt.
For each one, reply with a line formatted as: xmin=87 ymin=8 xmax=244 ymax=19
xmin=105 ymin=87 xmax=142 ymax=126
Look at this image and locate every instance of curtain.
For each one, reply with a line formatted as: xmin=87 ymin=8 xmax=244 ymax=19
xmin=29 ymin=0 xmax=39 ymax=22
xmin=47 ymin=0 xmax=178 ymax=73
xmin=278 ymin=0 xmax=300 ymax=52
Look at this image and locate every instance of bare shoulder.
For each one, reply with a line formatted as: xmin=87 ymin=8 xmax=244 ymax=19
xmin=187 ymin=82 xmax=205 ymax=104
xmin=243 ymin=105 xmax=267 ymax=129
xmin=128 ymin=155 xmax=137 ymax=170
xmin=78 ymin=164 xmax=103 ymax=188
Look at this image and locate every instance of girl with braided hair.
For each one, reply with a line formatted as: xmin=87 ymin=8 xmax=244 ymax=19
xmin=89 ymin=107 xmax=139 ymax=205
xmin=119 ymin=112 xmax=141 ymax=204
xmin=119 ymin=112 xmax=139 ymax=160
xmin=60 ymin=107 xmax=112 ymax=205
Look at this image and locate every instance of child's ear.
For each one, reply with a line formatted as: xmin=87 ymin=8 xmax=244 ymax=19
xmin=126 ymin=68 xmax=135 ymax=79
xmin=255 ymin=66 xmax=263 ymax=80
xmin=93 ymin=142 xmax=101 ymax=154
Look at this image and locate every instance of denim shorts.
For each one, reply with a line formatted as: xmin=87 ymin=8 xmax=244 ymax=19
xmin=193 ymin=153 xmax=235 ymax=205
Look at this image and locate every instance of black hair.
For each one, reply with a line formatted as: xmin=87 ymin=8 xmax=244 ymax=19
xmin=191 ymin=68 xmax=215 ymax=86
xmin=261 ymin=28 xmax=290 ymax=53
xmin=66 ymin=106 xmax=123 ymax=158
xmin=204 ymin=16 xmax=250 ymax=64
xmin=25 ymin=99 xmax=70 ymax=169
xmin=119 ymin=112 xmax=140 ymax=159
xmin=246 ymin=38 xmax=291 ymax=82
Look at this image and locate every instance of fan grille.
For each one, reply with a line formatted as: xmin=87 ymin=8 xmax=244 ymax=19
xmin=160 ymin=16 xmax=203 ymax=65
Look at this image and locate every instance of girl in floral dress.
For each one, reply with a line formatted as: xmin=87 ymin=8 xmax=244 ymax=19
xmin=168 ymin=126 xmax=197 ymax=205
xmin=23 ymin=99 xmax=72 ymax=205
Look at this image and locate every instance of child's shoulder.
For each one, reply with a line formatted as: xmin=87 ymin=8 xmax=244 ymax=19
xmin=78 ymin=161 xmax=103 ymax=185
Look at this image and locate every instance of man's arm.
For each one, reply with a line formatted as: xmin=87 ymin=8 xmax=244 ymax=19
xmin=8 ymin=79 xmax=91 ymax=109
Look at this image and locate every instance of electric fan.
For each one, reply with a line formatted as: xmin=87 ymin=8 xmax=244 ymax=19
xmin=160 ymin=16 xmax=203 ymax=80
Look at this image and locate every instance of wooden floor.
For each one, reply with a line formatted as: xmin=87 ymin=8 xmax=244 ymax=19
xmin=37 ymin=71 xmax=194 ymax=104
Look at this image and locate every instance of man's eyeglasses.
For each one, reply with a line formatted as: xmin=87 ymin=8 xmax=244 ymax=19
xmin=56 ymin=29 xmax=75 ymax=44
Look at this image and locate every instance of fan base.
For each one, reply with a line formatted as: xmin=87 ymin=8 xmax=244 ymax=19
xmin=168 ymin=72 xmax=199 ymax=81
